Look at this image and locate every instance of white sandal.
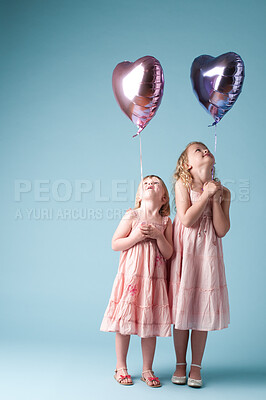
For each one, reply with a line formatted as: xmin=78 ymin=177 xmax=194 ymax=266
xmin=187 ymin=364 xmax=202 ymax=388
xmin=171 ymin=362 xmax=187 ymax=385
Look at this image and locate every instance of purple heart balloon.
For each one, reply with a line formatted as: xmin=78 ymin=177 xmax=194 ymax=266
xmin=191 ymin=52 xmax=245 ymax=125
xmin=112 ymin=56 xmax=164 ymax=134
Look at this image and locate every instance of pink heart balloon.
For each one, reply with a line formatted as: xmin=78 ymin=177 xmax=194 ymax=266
xmin=112 ymin=56 xmax=164 ymax=134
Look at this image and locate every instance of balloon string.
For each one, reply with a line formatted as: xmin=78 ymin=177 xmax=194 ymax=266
xmin=133 ymin=126 xmax=145 ymax=219
xmin=139 ymin=133 xmax=146 ymax=220
xmin=139 ymin=132 xmax=143 ymax=183
xmin=138 ymin=130 xmax=147 ymax=220
xmin=133 ymin=126 xmax=144 ymax=181
xmin=214 ymin=123 xmax=217 ymax=153
xmin=211 ymin=124 xmax=217 ymax=180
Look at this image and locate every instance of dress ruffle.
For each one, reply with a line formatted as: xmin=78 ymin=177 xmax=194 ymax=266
xmin=101 ymin=301 xmax=171 ymax=337
xmin=169 ymin=284 xmax=230 ymax=331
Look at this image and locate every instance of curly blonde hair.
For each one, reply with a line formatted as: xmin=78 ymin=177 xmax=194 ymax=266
xmin=135 ymin=175 xmax=170 ymax=216
xmin=173 ymin=141 xmax=217 ymax=189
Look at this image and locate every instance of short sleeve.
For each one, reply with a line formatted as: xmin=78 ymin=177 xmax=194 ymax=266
xmin=123 ymin=208 xmax=138 ymax=221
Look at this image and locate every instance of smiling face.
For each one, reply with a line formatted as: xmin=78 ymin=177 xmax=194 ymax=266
xmin=186 ymin=143 xmax=215 ymax=171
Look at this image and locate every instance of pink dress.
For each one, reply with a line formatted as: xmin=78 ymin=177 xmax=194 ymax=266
xmin=169 ymin=189 xmax=230 ymax=331
xmin=100 ymin=209 xmax=171 ymax=338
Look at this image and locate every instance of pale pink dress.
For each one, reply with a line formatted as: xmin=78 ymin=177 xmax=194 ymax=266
xmin=169 ymin=189 xmax=230 ymax=331
xmin=100 ymin=209 xmax=171 ymax=338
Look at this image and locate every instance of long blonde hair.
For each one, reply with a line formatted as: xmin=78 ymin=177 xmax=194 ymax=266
xmin=135 ymin=175 xmax=170 ymax=216
xmin=173 ymin=141 xmax=217 ymax=189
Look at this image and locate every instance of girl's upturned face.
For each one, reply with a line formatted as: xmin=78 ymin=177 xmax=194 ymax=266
xmin=142 ymin=177 xmax=165 ymax=202
xmin=186 ymin=143 xmax=215 ymax=170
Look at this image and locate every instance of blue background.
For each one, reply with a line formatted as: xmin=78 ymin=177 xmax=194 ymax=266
xmin=0 ymin=0 xmax=265 ymax=399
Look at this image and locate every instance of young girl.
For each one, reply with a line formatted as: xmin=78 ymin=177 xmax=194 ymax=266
xmin=169 ymin=142 xmax=230 ymax=388
xmin=100 ymin=175 xmax=173 ymax=387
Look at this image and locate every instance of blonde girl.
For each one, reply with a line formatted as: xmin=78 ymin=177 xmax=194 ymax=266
xmin=169 ymin=142 xmax=230 ymax=388
xmin=101 ymin=175 xmax=173 ymax=387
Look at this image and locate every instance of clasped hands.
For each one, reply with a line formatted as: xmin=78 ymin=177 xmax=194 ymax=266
xmin=139 ymin=222 xmax=162 ymax=239
xmin=203 ymin=180 xmax=223 ymax=202
xmin=131 ymin=222 xmax=162 ymax=244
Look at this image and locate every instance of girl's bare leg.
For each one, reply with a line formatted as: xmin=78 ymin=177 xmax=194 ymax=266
xmin=141 ymin=337 xmax=160 ymax=386
xmin=190 ymin=330 xmax=208 ymax=380
xmin=115 ymin=333 xmax=132 ymax=384
xmin=172 ymin=328 xmax=189 ymax=377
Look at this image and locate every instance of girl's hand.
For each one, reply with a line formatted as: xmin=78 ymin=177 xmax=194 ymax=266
xmin=213 ymin=185 xmax=223 ymax=202
xmin=140 ymin=223 xmax=163 ymax=240
xmin=203 ymin=180 xmax=221 ymax=198
xmin=129 ymin=225 xmax=146 ymax=245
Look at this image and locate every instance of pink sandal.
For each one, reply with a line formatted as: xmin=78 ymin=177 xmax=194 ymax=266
xmin=141 ymin=370 xmax=161 ymax=388
xmin=114 ymin=367 xmax=133 ymax=385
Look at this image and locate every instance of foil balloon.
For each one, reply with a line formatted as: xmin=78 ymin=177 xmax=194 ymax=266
xmin=112 ymin=56 xmax=164 ymax=135
xmin=190 ymin=52 xmax=245 ymax=125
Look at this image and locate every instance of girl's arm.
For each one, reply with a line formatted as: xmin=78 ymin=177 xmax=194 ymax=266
xmin=175 ymin=179 xmax=215 ymax=227
xmin=212 ymin=186 xmax=231 ymax=237
xmin=140 ymin=218 xmax=173 ymax=259
xmin=156 ymin=218 xmax=173 ymax=259
xmin=112 ymin=212 xmax=145 ymax=251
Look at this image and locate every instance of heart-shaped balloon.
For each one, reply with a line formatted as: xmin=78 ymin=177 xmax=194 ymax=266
xmin=112 ymin=56 xmax=164 ymax=134
xmin=190 ymin=52 xmax=245 ymax=125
